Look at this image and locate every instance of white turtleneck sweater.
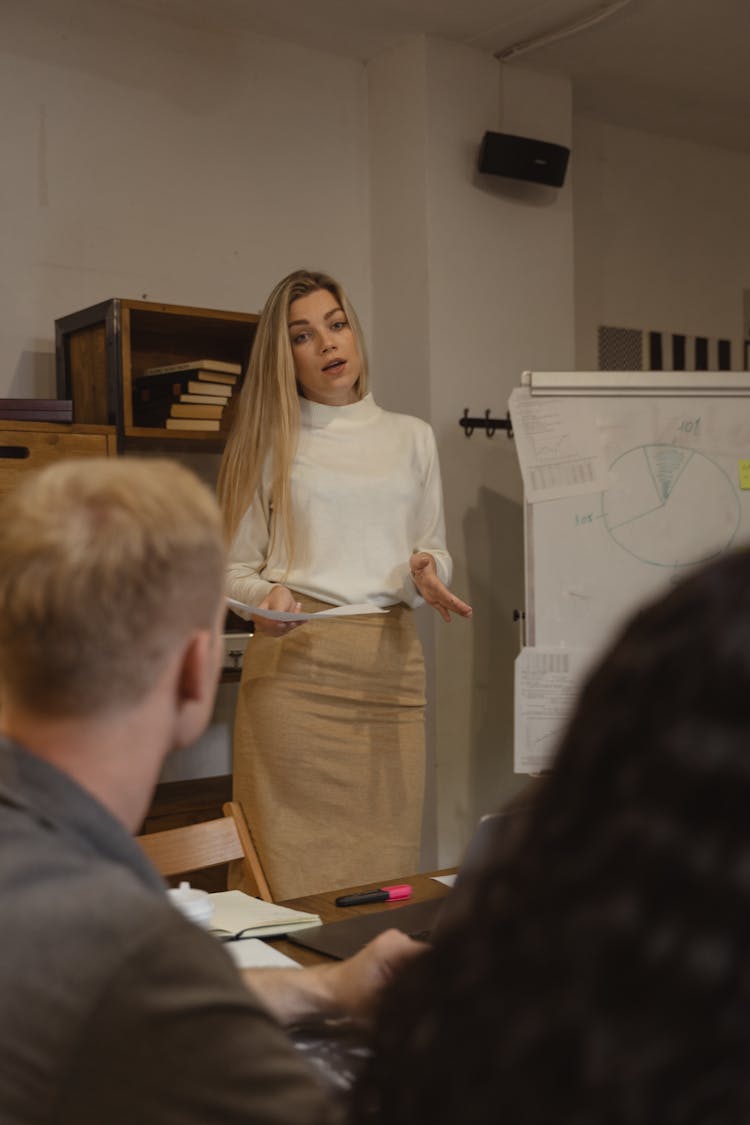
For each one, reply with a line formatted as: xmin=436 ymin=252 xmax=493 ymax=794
xmin=226 ymin=393 xmax=452 ymax=610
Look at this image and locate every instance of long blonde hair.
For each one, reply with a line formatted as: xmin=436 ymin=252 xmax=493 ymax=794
xmin=217 ymin=269 xmax=369 ymax=562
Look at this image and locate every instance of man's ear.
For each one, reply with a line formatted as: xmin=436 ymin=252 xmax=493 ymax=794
xmin=172 ymin=629 xmax=218 ymax=750
xmin=177 ymin=629 xmax=213 ymax=704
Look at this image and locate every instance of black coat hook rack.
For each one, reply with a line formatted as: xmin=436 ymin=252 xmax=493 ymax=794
xmin=459 ymin=408 xmax=513 ymax=438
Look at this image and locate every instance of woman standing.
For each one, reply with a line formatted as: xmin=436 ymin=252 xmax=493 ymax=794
xmin=217 ymin=269 xmax=471 ymax=900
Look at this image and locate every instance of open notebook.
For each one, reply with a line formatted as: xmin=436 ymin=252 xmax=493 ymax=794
xmin=208 ymin=890 xmax=320 ymax=941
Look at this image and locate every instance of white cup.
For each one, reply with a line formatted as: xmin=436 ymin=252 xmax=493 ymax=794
xmin=167 ymin=880 xmax=214 ymax=928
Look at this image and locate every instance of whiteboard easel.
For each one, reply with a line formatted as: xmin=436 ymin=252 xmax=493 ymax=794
xmin=510 ymin=370 xmax=750 ymax=773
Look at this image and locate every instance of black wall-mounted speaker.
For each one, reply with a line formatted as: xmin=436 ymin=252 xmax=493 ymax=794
xmin=478 ymin=131 xmax=570 ymax=188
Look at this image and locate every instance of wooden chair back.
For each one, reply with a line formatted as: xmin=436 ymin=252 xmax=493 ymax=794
xmin=137 ymin=800 xmax=272 ymax=902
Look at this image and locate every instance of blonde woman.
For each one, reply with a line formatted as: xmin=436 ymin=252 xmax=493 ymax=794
xmin=218 ymin=269 xmax=471 ymax=900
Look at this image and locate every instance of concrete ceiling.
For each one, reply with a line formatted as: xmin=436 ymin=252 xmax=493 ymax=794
xmin=126 ymin=0 xmax=750 ymax=153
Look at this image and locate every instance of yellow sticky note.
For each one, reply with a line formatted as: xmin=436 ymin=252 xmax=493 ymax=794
xmin=740 ymin=461 xmax=750 ymax=490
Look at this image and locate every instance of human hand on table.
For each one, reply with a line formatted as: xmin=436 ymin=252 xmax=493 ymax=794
xmin=410 ymin=552 xmax=473 ymax=623
xmin=243 ymin=929 xmax=426 ymax=1027
xmin=253 ymin=585 xmax=305 ymax=638
xmin=320 ymin=927 xmax=426 ymax=1023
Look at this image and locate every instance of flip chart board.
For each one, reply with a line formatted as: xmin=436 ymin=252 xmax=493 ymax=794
xmin=509 ymin=370 xmax=750 ymax=772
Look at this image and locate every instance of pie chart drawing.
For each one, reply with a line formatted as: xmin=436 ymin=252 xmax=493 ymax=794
xmin=601 ymin=444 xmax=740 ymax=567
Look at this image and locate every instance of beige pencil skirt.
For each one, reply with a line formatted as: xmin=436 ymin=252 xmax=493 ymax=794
xmin=231 ymin=595 xmax=426 ymax=901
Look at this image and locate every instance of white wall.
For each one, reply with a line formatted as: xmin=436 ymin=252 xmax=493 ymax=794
xmin=367 ymin=38 xmax=439 ymax=859
xmin=369 ymin=43 xmax=575 ymax=866
xmin=6 ymin=3 xmax=750 ymax=867
xmin=1 ymin=0 xmax=371 ymax=397
xmin=573 ymin=116 xmax=750 ymax=368
xmin=1 ymin=0 xmax=373 ymax=788
xmin=367 ymin=38 xmax=431 ymax=421
xmin=425 ymin=54 xmax=575 ymax=864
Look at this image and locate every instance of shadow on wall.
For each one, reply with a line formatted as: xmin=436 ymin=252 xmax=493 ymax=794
xmin=11 ymin=350 xmax=57 ymax=398
xmin=465 ymin=485 xmax=527 ymax=826
xmin=472 ymin=167 xmax=563 ymax=209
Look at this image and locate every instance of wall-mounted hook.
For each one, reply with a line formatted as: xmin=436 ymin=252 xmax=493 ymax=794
xmin=461 ymin=408 xmax=474 ymax=437
xmin=459 ymin=409 xmax=514 ymax=438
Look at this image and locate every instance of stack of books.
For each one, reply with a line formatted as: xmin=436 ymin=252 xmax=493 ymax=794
xmin=0 ymin=398 xmax=73 ymax=423
xmin=132 ymin=359 xmax=242 ymax=431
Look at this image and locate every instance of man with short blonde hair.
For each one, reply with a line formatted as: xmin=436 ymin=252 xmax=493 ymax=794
xmin=0 ymin=457 xmax=225 ymax=717
xmin=0 ymin=458 xmax=417 ymax=1125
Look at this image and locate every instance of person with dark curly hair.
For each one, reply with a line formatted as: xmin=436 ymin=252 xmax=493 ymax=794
xmin=353 ymin=548 xmax=750 ymax=1125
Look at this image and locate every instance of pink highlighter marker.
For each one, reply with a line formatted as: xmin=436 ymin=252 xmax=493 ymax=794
xmin=335 ymin=883 xmax=412 ymax=908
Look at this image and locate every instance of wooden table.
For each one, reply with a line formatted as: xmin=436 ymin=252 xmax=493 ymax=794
xmin=271 ymin=869 xmax=455 ymax=966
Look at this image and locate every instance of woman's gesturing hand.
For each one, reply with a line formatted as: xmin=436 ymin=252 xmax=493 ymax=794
xmin=253 ymin=585 xmax=305 ymax=638
xmin=410 ymin=552 xmax=473 ymax=623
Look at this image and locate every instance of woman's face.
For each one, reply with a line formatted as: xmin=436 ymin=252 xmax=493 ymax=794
xmin=287 ymin=288 xmax=361 ymax=406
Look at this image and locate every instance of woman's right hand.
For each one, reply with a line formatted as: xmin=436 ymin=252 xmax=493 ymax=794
xmin=253 ymin=585 xmax=305 ymax=638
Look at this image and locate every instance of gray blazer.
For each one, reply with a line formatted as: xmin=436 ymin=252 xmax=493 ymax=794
xmin=0 ymin=738 xmax=337 ymax=1125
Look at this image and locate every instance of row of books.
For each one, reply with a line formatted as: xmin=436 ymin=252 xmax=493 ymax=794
xmin=0 ymin=398 xmax=73 ymax=422
xmin=132 ymin=358 xmax=242 ymax=431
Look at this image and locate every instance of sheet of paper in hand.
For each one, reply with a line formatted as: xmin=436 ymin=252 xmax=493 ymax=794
xmin=226 ymin=597 xmax=388 ymax=623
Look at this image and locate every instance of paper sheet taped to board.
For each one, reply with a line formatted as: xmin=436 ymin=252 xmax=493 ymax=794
xmin=514 ymin=647 xmax=592 ymax=773
xmin=509 ymin=387 xmax=610 ymax=502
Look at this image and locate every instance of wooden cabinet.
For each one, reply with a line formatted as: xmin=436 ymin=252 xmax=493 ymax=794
xmin=55 ymin=298 xmax=258 ymax=451
xmin=0 ymin=420 xmax=116 ymax=496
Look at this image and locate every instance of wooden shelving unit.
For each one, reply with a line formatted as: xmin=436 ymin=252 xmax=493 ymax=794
xmin=55 ymin=298 xmax=258 ymax=451
xmin=52 ymin=298 xmax=258 ymax=830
